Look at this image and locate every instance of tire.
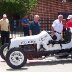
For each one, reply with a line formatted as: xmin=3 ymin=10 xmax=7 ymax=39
xmin=0 ymin=43 xmax=9 ymax=60
xmin=6 ymin=48 xmax=27 ymax=69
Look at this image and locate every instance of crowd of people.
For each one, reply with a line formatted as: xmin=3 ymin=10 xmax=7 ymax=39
xmin=51 ymin=14 xmax=72 ymax=41
xmin=0 ymin=14 xmax=41 ymax=45
xmin=0 ymin=13 xmax=72 ymax=45
xmin=21 ymin=15 xmax=40 ymax=36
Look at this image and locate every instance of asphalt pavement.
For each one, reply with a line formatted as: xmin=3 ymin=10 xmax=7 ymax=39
xmin=0 ymin=56 xmax=72 ymax=72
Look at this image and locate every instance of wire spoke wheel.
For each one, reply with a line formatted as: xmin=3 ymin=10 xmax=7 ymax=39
xmin=10 ymin=51 xmax=24 ymax=66
xmin=6 ymin=48 xmax=27 ymax=69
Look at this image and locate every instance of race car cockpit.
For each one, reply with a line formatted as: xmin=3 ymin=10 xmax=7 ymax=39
xmin=48 ymin=28 xmax=71 ymax=45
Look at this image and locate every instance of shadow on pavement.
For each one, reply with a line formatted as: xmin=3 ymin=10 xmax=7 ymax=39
xmin=6 ymin=68 xmax=28 ymax=71
xmin=0 ymin=60 xmax=5 ymax=62
xmin=26 ymin=59 xmax=72 ymax=66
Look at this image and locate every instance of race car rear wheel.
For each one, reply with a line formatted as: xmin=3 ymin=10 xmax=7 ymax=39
xmin=0 ymin=43 xmax=9 ymax=60
xmin=6 ymin=48 xmax=27 ymax=69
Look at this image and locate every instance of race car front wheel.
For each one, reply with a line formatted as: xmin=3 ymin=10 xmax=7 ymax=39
xmin=6 ymin=48 xmax=27 ymax=69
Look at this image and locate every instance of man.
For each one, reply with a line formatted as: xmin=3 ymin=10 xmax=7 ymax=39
xmin=52 ymin=15 xmax=63 ymax=41
xmin=29 ymin=15 xmax=41 ymax=35
xmin=0 ymin=14 xmax=10 ymax=45
xmin=66 ymin=15 xmax=72 ymax=28
xmin=21 ymin=15 xmax=29 ymax=36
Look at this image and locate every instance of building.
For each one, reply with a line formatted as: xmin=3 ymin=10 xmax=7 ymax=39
xmin=30 ymin=0 xmax=72 ymax=30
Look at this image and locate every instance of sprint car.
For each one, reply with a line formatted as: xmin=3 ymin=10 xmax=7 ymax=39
xmin=0 ymin=27 xmax=72 ymax=69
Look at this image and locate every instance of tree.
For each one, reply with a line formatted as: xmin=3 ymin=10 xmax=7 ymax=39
xmin=0 ymin=0 xmax=37 ymax=19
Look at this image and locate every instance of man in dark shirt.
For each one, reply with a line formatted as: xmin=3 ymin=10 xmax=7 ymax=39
xmin=21 ymin=15 xmax=29 ymax=36
xmin=29 ymin=15 xmax=40 ymax=35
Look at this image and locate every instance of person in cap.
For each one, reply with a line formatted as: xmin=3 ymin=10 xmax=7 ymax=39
xmin=51 ymin=15 xmax=63 ymax=41
xmin=0 ymin=14 xmax=10 ymax=45
xmin=66 ymin=15 xmax=72 ymax=28
xmin=29 ymin=15 xmax=41 ymax=35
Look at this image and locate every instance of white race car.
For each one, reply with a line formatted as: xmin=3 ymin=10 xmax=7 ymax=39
xmin=0 ymin=28 xmax=72 ymax=69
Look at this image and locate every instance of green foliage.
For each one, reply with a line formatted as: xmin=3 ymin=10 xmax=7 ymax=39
xmin=0 ymin=0 xmax=37 ymax=18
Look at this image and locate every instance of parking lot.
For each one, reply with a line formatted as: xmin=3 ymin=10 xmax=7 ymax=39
xmin=0 ymin=56 xmax=72 ymax=72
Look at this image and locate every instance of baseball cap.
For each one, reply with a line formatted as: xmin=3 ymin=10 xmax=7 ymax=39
xmin=67 ymin=15 xmax=72 ymax=19
xmin=3 ymin=14 xmax=7 ymax=17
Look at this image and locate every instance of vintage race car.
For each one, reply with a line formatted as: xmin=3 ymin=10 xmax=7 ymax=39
xmin=0 ymin=27 xmax=72 ymax=69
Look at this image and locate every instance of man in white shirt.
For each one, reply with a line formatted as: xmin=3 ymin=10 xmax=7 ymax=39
xmin=52 ymin=15 xmax=63 ymax=41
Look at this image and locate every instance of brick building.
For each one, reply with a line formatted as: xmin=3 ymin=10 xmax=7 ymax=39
xmin=30 ymin=0 xmax=72 ymax=30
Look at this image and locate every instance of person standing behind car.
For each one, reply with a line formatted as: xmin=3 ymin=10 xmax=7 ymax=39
xmin=0 ymin=14 xmax=10 ymax=45
xmin=29 ymin=15 xmax=41 ymax=35
xmin=52 ymin=15 xmax=63 ymax=41
xmin=21 ymin=15 xmax=29 ymax=36
xmin=66 ymin=15 xmax=72 ymax=28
